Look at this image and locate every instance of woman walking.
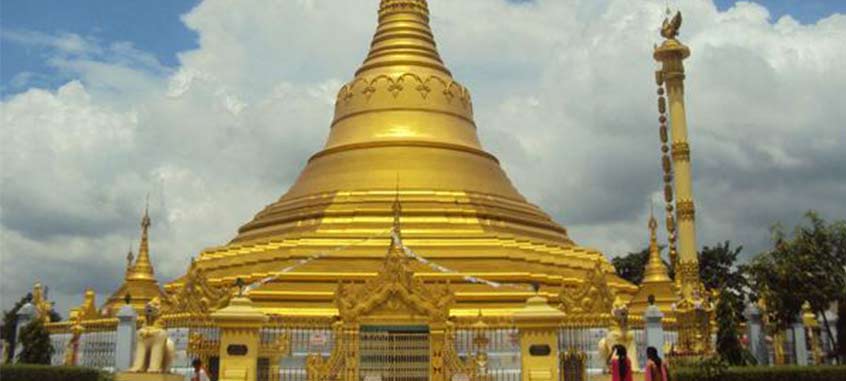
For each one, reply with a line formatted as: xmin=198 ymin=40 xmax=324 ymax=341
xmin=645 ymin=346 xmax=669 ymax=381
xmin=610 ymin=345 xmax=633 ymax=381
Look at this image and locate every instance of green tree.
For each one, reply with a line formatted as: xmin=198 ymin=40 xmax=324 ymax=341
xmin=715 ymin=290 xmax=745 ymax=365
xmin=746 ymin=231 xmax=806 ymax=331
xmin=747 ymin=212 xmax=846 ymax=355
xmin=612 ymin=248 xmax=649 ymax=285
xmin=699 ymin=241 xmax=745 ymax=291
xmin=16 ymin=319 xmax=53 ymax=364
xmin=700 ymin=241 xmax=747 ymax=320
xmin=791 ymin=212 xmax=845 ymax=357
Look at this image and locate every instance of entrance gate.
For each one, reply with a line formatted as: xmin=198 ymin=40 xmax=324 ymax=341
xmin=360 ymin=326 xmax=430 ymax=381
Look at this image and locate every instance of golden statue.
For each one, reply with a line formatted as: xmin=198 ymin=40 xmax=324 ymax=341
xmin=661 ymin=11 xmax=683 ymax=40
xmin=31 ymin=282 xmax=55 ymax=324
xmin=128 ymin=298 xmax=175 ymax=374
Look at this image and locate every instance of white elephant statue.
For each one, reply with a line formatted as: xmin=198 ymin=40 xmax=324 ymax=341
xmin=128 ymin=298 xmax=175 ymax=373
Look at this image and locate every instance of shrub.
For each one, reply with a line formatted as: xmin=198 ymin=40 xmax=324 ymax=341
xmin=16 ymin=319 xmax=53 ymax=364
xmin=672 ymin=365 xmax=846 ymax=381
xmin=0 ymin=364 xmax=113 ymax=381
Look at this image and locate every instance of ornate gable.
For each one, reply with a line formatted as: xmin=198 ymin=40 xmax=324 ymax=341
xmin=336 ymin=198 xmax=453 ymax=323
xmin=559 ymin=261 xmax=615 ymax=316
xmin=163 ymin=259 xmax=232 ymax=316
xmin=336 ymin=237 xmax=452 ymax=323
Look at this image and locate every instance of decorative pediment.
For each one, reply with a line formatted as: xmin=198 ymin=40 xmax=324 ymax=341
xmin=559 ymin=262 xmax=615 ymax=315
xmin=336 ymin=232 xmax=452 ymax=323
xmin=163 ymin=259 xmax=232 ymax=316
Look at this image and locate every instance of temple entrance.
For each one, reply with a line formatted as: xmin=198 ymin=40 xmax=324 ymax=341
xmin=359 ymin=326 xmax=430 ymax=381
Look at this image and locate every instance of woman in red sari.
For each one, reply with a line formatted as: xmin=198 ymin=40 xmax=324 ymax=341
xmin=645 ymin=346 xmax=669 ymax=381
xmin=610 ymin=345 xmax=633 ymax=381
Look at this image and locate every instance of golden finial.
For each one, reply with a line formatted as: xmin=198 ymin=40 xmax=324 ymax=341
xmin=129 ymin=197 xmax=155 ymax=279
xmin=661 ymin=11 xmax=683 ymax=40
xmin=142 ymin=193 xmax=151 ymax=230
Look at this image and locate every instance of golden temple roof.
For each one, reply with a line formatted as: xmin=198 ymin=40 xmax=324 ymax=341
xmin=177 ymin=0 xmax=637 ymax=313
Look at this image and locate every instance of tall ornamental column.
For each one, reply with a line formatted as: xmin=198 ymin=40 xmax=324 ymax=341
xmin=654 ymin=12 xmax=701 ymax=298
xmin=212 ymin=295 xmax=269 ymax=381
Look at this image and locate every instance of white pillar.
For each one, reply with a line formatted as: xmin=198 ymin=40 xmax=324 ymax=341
xmin=744 ymin=303 xmax=768 ymax=365
xmin=644 ymin=304 xmax=665 ymax=354
xmin=13 ymin=303 xmax=37 ymax=363
xmin=115 ymin=305 xmax=137 ymax=371
xmin=793 ymin=315 xmax=809 ymax=366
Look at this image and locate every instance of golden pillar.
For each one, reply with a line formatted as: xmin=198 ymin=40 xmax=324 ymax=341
xmin=513 ymin=295 xmax=565 ymax=381
xmin=430 ymin=322 xmax=448 ymax=381
xmin=654 ymin=12 xmax=713 ymax=356
xmin=654 ymin=13 xmax=701 ymax=298
xmin=212 ymin=296 xmax=269 ymax=381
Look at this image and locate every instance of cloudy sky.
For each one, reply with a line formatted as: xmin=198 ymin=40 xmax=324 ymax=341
xmin=1 ymin=0 xmax=844 ymax=315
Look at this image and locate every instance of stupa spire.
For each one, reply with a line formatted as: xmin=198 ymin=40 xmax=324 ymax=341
xmin=359 ymin=0 xmax=448 ymax=77
xmin=129 ymin=198 xmax=155 ymax=280
xmin=643 ymin=210 xmax=671 ymax=283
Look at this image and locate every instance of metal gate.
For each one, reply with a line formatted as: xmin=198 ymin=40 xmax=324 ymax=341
xmin=559 ymin=349 xmax=587 ymax=381
xmin=360 ymin=326 xmax=430 ymax=381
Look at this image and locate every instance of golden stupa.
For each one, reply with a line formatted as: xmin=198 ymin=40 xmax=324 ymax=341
xmin=166 ymin=0 xmax=637 ymax=317
xmin=103 ymin=205 xmax=167 ymax=316
xmin=628 ymin=213 xmax=677 ymax=317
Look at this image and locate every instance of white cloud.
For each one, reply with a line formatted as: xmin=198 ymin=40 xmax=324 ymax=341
xmin=1 ymin=0 xmax=844 ymax=314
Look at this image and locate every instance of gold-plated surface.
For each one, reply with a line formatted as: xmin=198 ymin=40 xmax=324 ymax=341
xmin=103 ymin=207 xmax=167 ymax=316
xmin=654 ymin=11 xmax=710 ymax=354
xmin=628 ymin=214 xmax=677 ymax=317
xmin=172 ymin=0 xmax=633 ymax=316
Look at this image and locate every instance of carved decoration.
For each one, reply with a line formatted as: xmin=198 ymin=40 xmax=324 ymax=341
xmin=677 ymin=200 xmax=696 ymax=221
xmin=379 ymin=0 xmax=428 ymax=17
xmin=163 ymin=259 xmax=232 ymax=316
xmin=336 ymin=73 xmax=473 ymax=113
xmin=335 ymin=236 xmax=453 ymax=324
xmin=559 ymin=262 xmax=616 ymax=316
xmin=672 ymin=142 xmax=691 ymax=162
xmin=442 ymin=326 xmax=478 ymax=381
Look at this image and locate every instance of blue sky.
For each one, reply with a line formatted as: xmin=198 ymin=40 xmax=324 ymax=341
xmin=1 ymin=0 xmax=200 ymax=94
xmin=1 ymin=0 xmax=844 ymax=96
